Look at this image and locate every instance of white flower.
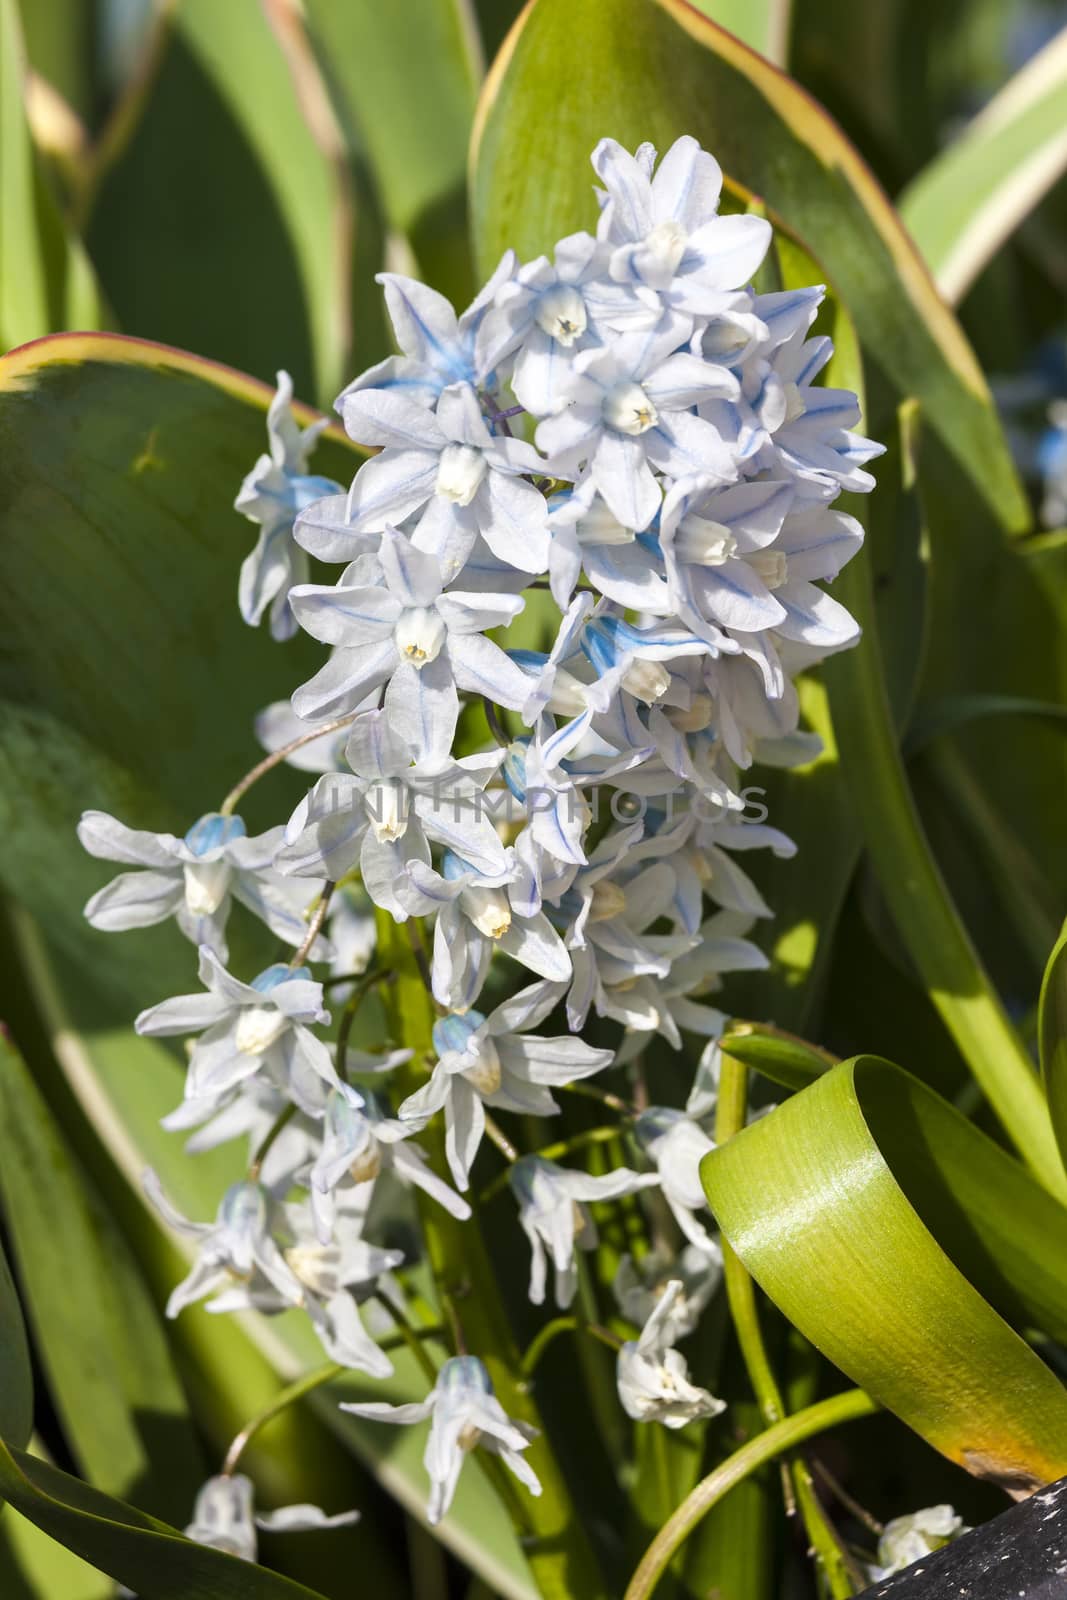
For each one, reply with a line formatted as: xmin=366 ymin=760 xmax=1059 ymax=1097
xmin=535 ymin=320 xmax=739 ymax=531
xmin=635 ymin=1107 xmax=719 ymax=1255
xmin=399 ymin=982 xmax=613 ymax=1190
xmin=309 ymin=1083 xmax=471 ymax=1239
xmin=614 ymin=1245 xmax=721 ymax=1339
xmin=135 ymin=946 xmax=338 ymax=1108
xmin=340 ymin=380 xmax=551 ymax=577
xmin=508 ymin=1154 xmax=659 ymax=1307
xmin=78 ymin=809 xmax=324 ymax=962
xmin=235 ymin=371 xmax=342 ymax=641
xmin=593 ymin=136 xmax=771 ymax=318
xmin=289 ymin=528 xmax=533 ymax=731
xmin=868 ymin=1505 xmax=968 ymax=1580
xmin=341 ymin=1354 xmax=541 ymax=1524
xmin=182 ymin=1473 xmax=359 ymax=1564
xmin=617 ymin=1279 xmax=725 ymax=1427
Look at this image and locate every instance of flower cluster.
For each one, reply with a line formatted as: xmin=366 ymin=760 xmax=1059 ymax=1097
xmin=79 ymin=134 xmax=878 ymax=1538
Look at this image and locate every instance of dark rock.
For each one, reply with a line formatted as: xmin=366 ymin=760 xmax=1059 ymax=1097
xmin=858 ymin=1477 xmax=1067 ymax=1598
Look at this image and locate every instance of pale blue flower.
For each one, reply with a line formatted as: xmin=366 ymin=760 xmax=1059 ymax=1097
xmin=341 ymin=1354 xmax=541 ymax=1525
xmin=339 ymin=257 xmax=516 ymax=406
xmin=536 ymin=319 xmax=740 ymax=530
xmin=341 ymin=380 xmax=550 ymax=578
xmin=616 ymin=1280 xmax=725 ymax=1427
xmin=509 ymin=1155 xmax=659 ymax=1307
xmin=275 ymin=707 xmax=508 ymax=915
xmin=181 ymin=1474 xmax=358 ymax=1565
xmin=399 ymin=980 xmax=611 ymax=1190
xmin=309 ymin=1083 xmax=470 ymax=1240
xmin=135 ymin=946 xmax=338 ymax=1107
xmin=593 ymin=136 xmax=772 ymax=318
xmin=78 ymin=809 xmax=325 ymax=962
xmin=289 ymin=528 xmax=531 ymax=727
xmin=477 ymin=231 xmax=610 ymax=415
xmin=236 ymin=371 xmax=342 ymax=641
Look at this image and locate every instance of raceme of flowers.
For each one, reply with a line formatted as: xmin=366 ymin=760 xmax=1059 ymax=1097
xmin=79 ymin=135 xmax=882 ymax=1539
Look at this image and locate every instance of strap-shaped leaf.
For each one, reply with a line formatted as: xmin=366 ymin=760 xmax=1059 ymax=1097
xmin=1039 ymin=922 xmax=1067 ymax=1178
xmin=301 ymin=0 xmax=482 ymax=304
xmin=0 ymin=1439 xmax=330 ymax=1599
xmin=0 ymin=1206 xmax=32 ymax=1452
xmin=0 ymin=1031 xmax=204 ymax=1519
xmin=899 ymin=25 xmax=1067 ymax=305
xmin=0 ymin=0 xmax=102 ymax=347
xmin=685 ymin=0 xmax=792 ymax=65
xmin=700 ymin=1056 xmax=1067 ymax=1494
xmin=471 ymin=0 xmax=1026 ymax=532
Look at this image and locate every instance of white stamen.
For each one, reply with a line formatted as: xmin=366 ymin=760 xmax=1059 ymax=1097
xmin=576 ymin=499 xmax=636 ymax=546
xmin=394 ymin=606 xmax=447 ymax=667
xmin=366 ymin=778 xmax=409 ymax=842
xmin=436 ymin=443 xmax=487 ymax=506
xmin=461 ymin=884 xmax=511 ymax=939
xmin=183 ymin=861 xmax=231 ymax=917
xmin=782 ymin=381 xmax=806 ymax=424
xmin=622 ymin=658 xmax=670 ymax=703
xmin=463 ymin=1036 xmax=502 ymax=1095
xmin=589 ymin=880 xmax=627 ymax=921
xmin=235 ymin=1005 xmax=289 ymax=1056
xmin=535 ymin=285 xmax=587 ymax=346
xmin=604 ymin=380 xmax=659 ymax=436
xmin=644 ymin=219 xmax=688 ymax=275
xmin=748 ymin=551 xmax=789 ymax=589
xmin=668 ymin=692 xmax=714 ymax=733
xmin=674 ymin=515 xmax=737 ymax=566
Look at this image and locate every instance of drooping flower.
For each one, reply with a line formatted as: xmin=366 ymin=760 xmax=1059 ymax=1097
xmin=616 ymin=1279 xmax=725 ymax=1427
xmin=508 ymin=1154 xmax=660 ymax=1306
xmin=181 ymin=1474 xmax=359 ymax=1564
xmin=341 ymin=1355 xmax=541 ymax=1524
xmin=235 ymin=371 xmax=343 ymax=641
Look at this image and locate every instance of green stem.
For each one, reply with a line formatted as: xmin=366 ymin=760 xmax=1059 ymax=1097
xmin=248 ymin=1102 xmax=297 ymax=1181
xmin=374 ymin=911 xmax=606 ymax=1599
xmin=823 ymin=371 xmax=1066 ymax=1199
xmin=623 ymin=1390 xmax=878 ymax=1600
xmin=716 ymin=1053 xmax=863 ymax=1597
xmin=374 ymin=1294 xmax=440 ymax=1386
xmin=519 ymin=1315 xmax=622 ymax=1377
xmin=222 ymin=1362 xmax=344 ymax=1476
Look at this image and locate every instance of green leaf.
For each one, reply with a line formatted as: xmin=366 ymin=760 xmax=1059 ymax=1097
xmin=1039 ymin=922 xmax=1067 ymax=1177
xmin=0 ymin=1172 xmax=32 ymax=1451
xmin=899 ymin=25 xmax=1067 ymax=305
xmin=471 ymin=0 xmax=1027 ymax=533
xmin=0 ymin=1030 xmax=205 ymax=1519
xmin=700 ymin=1056 xmax=1067 ymax=1494
xmin=719 ymin=1028 xmax=834 ymax=1095
xmin=302 ymin=0 xmax=482 ymax=303
xmin=683 ymin=0 xmax=791 ymax=65
xmin=0 ymin=1438 xmax=332 ymax=1599
xmin=0 ymin=0 xmax=102 ymax=347
xmin=906 ymin=694 xmax=1067 ymax=759
xmin=0 ymin=332 xmax=538 ymax=1600
xmin=85 ymin=0 xmax=386 ymax=404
